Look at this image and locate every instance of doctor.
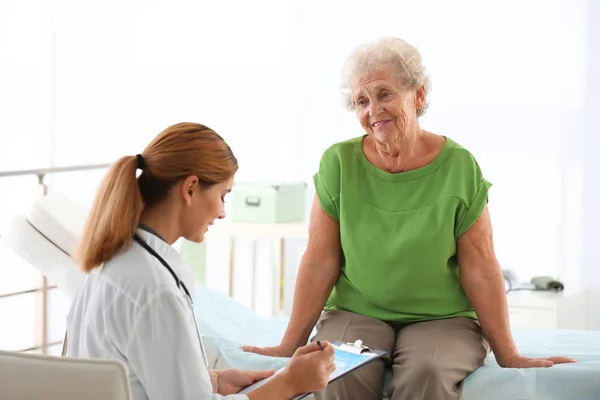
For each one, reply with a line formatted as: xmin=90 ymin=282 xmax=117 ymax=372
xmin=66 ymin=122 xmax=336 ymax=400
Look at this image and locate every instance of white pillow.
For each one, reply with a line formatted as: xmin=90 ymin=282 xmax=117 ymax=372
xmin=25 ymin=193 xmax=88 ymax=256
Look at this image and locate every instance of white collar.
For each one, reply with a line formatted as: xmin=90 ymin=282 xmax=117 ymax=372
xmin=134 ymin=229 xmax=195 ymax=299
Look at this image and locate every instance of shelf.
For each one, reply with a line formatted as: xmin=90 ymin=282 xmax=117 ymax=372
xmin=507 ymin=290 xmax=563 ymax=310
xmin=206 ymin=221 xmax=309 ymax=239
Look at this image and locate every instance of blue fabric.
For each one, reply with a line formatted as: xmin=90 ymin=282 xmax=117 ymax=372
xmin=194 ymin=283 xmax=600 ymax=399
xmin=193 ymin=282 xmax=290 ymax=371
xmin=463 ymin=328 xmax=600 ymax=400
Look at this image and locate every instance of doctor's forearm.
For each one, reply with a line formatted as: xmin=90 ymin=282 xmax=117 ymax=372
xmin=461 ymin=269 xmax=517 ymax=361
xmin=282 ymin=261 xmax=339 ymax=349
xmin=246 ymin=374 xmax=295 ymax=400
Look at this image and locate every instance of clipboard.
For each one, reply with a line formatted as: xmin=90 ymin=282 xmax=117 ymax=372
xmin=238 ymin=340 xmax=388 ymax=399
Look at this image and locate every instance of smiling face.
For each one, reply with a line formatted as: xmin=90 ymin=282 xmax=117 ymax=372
xmin=352 ymin=65 xmax=425 ymax=146
xmin=177 ymin=175 xmax=234 ymax=243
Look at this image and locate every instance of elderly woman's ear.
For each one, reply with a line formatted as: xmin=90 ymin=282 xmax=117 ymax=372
xmin=415 ymin=86 xmax=426 ymax=113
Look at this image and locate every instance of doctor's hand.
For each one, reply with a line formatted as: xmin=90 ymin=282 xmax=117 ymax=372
xmin=280 ymin=341 xmax=336 ymax=395
xmin=215 ymin=368 xmax=275 ymax=396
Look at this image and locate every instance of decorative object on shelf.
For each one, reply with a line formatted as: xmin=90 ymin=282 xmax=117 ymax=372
xmin=503 ymin=269 xmax=565 ymax=293
xmin=230 ymin=182 xmax=307 ymax=223
xmin=531 ymin=276 xmax=565 ymax=292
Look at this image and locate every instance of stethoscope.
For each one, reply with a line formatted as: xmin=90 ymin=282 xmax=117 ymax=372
xmin=133 ymin=233 xmax=210 ymax=369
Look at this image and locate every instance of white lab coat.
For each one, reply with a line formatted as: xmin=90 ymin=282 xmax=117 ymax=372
xmin=66 ymin=229 xmax=249 ymax=400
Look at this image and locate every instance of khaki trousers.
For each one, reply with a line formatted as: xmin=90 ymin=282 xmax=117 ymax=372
xmin=312 ymin=310 xmax=489 ymax=400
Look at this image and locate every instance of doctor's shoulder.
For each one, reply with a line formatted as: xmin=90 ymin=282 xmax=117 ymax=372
xmin=98 ymin=242 xmax=176 ymax=300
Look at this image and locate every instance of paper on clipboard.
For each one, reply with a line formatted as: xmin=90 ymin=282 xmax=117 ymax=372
xmin=238 ymin=340 xmax=388 ymax=399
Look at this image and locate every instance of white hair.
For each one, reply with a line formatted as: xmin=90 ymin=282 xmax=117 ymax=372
xmin=341 ymin=37 xmax=432 ymax=117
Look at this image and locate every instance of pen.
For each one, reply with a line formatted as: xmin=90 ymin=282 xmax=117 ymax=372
xmin=317 ymin=340 xmax=324 ymax=351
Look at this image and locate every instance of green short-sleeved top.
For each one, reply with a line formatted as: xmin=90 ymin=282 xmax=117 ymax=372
xmin=313 ymin=135 xmax=492 ymax=322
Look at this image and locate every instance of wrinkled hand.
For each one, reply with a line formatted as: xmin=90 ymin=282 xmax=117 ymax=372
xmin=496 ymin=350 xmax=577 ymax=368
xmin=241 ymin=343 xmax=296 ymax=358
xmin=215 ymin=368 xmax=275 ymax=396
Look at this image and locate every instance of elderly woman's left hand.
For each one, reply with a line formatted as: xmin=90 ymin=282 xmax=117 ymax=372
xmin=496 ymin=348 xmax=577 ymax=368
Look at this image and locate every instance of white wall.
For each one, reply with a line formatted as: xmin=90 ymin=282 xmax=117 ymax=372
xmin=578 ymin=0 xmax=600 ymax=328
xmin=49 ymin=0 xmax=299 ymax=193
xmin=580 ymin=0 xmax=600 ymax=288
xmin=0 ymin=0 xmax=54 ymax=228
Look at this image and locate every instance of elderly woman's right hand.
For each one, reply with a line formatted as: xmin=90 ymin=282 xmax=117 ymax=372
xmin=241 ymin=343 xmax=296 ymax=358
xmin=281 ymin=341 xmax=336 ymax=395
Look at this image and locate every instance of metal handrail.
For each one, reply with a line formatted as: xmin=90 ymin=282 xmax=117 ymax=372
xmin=0 ymin=285 xmax=59 ymax=300
xmin=19 ymin=339 xmax=63 ymax=353
xmin=0 ymin=163 xmax=111 ymax=178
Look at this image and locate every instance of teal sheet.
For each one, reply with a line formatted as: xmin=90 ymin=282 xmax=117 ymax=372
xmin=194 ymin=283 xmax=600 ymax=399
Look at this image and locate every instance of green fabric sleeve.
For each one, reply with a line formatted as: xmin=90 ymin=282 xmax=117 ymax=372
xmin=312 ymin=146 xmax=341 ymax=223
xmin=313 ymin=172 xmax=339 ymax=223
xmin=456 ymin=177 xmax=492 ymax=237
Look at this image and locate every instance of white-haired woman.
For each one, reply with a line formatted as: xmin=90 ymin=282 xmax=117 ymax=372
xmin=244 ymin=37 xmax=576 ymax=399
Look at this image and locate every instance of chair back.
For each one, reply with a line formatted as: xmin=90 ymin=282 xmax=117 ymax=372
xmin=0 ymin=349 xmax=131 ymax=400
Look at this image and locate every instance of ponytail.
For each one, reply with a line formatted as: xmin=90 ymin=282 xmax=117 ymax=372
xmin=76 ymin=155 xmax=144 ymax=273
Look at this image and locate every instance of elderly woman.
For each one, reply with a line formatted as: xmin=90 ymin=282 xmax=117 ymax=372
xmin=244 ymin=37 xmax=576 ymax=399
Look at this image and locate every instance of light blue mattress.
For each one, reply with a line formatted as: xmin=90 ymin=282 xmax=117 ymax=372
xmin=193 ymin=283 xmax=600 ymax=400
